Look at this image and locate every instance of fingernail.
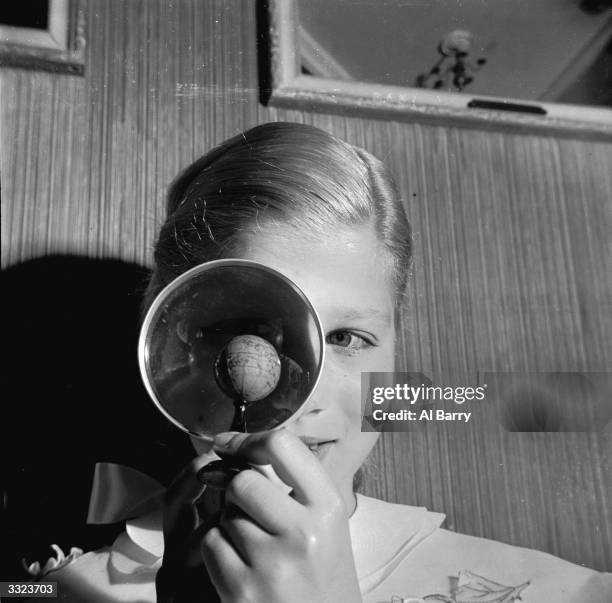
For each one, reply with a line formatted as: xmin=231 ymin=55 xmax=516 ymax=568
xmin=213 ymin=432 xmax=238 ymax=449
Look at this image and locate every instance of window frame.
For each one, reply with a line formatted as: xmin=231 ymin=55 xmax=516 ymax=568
xmin=0 ymin=0 xmax=85 ymax=76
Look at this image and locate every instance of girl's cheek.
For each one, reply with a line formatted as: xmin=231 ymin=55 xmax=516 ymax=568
xmin=329 ymin=346 xmax=386 ymax=367
xmin=327 ymin=355 xmax=364 ymax=389
xmin=335 ymin=369 xmax=364 ymax=421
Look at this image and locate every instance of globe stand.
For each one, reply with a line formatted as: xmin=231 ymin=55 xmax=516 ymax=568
xmin=230 ymin=398 xmax=249 ymax=432
xmin=197 ymin=396 xmax=252 ymax=490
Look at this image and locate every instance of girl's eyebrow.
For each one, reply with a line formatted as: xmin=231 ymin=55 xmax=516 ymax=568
xmin=339 ymin=308 xmax=392 ymax=323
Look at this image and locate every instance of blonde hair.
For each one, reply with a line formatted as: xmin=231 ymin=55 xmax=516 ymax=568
xmin=146 ymin=121 xmax=411 ymax=309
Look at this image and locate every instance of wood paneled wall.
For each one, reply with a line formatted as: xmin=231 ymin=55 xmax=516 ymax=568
xmin=1 ymin=0 xmax=611 ymax=571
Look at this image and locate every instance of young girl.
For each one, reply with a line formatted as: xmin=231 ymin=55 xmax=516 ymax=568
xmin=44 ymin=122 xmax=611 ymax=602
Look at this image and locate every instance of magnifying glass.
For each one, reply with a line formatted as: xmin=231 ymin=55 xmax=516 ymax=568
xmin=138 ymin=259 xmax=325 ymax=488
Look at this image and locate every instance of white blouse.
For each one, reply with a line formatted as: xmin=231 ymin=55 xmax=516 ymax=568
xmin=37 ymin=465 xmax=611 ymax=602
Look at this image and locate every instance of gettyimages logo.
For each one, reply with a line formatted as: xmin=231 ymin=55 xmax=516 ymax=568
xmin=361 ymin=372 xmax=612 ymax=433
xmin=370 ymin=382 xmax=487 ymax=405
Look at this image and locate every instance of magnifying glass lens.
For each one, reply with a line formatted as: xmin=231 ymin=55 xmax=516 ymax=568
xmin=139 ymin=260 xmax=325 ymax=442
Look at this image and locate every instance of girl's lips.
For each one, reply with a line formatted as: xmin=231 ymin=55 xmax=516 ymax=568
xmin=298 ymin=436 xmax=337 ymax=446
xmin=304 ymin=440 xmax=336 ymax=459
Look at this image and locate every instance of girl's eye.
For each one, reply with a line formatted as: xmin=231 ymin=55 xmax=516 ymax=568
xmin=326 ymin=330 xmax=373 ymax=350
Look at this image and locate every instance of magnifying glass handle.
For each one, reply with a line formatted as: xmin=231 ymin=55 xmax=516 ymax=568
xmin=197 ymin=458 xmax=251 ymax=490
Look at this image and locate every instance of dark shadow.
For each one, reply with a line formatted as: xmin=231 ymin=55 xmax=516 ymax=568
xmin=256 ymin=0 xmax=273 ymax=105
xmin=1 ymin=255 xmax=194 ymax=580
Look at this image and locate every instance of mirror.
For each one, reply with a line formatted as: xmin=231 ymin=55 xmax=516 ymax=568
xmin=265 ymin=0 xmax=612 ymax=138
xmin=138 ymin=259 xmax=325 ymax=443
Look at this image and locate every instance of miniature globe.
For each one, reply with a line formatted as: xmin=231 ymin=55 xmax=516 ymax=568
xmin=215 ymin=334 xmax=282 ymax=402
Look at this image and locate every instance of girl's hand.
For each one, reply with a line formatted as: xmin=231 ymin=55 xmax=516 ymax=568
xmin=156 ymin=451 xmax=222 ymax=603
xmin=203 ymin=429 xmax=363 ymax=603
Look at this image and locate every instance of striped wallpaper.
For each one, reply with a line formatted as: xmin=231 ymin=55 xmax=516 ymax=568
xmin=1 ymin=0 xmax=611 ymax=571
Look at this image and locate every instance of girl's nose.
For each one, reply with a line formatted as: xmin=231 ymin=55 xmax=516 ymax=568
xmin=301 ymin=387 xmax=328 ymax=415
xmin=300 ymin=362 xmax=338 ymax=415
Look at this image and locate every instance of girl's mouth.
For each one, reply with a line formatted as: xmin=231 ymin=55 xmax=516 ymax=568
xmin=306 ymin=440 xmax=335 ymax=459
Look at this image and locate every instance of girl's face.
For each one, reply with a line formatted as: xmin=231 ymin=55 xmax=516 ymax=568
xmin=232 ymin=220 xmax=396 ymax=510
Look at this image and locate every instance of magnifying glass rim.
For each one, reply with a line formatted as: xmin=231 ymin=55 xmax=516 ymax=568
xmin=138 ymin=258 xmax=326 ymax=442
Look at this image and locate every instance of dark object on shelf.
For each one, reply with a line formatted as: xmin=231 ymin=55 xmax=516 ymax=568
xmin=415 ymin=30 xmax=488 ymax=93
xmin=467 ymin=99 xmax=547 ymax=115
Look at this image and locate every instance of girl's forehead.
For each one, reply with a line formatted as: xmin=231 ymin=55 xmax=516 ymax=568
xmin=232 ymin=222 xmax=395 ymax=325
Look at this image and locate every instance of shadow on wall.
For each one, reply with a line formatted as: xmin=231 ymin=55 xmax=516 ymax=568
xmin=1 ymin=255 xmax=194 ymax=580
